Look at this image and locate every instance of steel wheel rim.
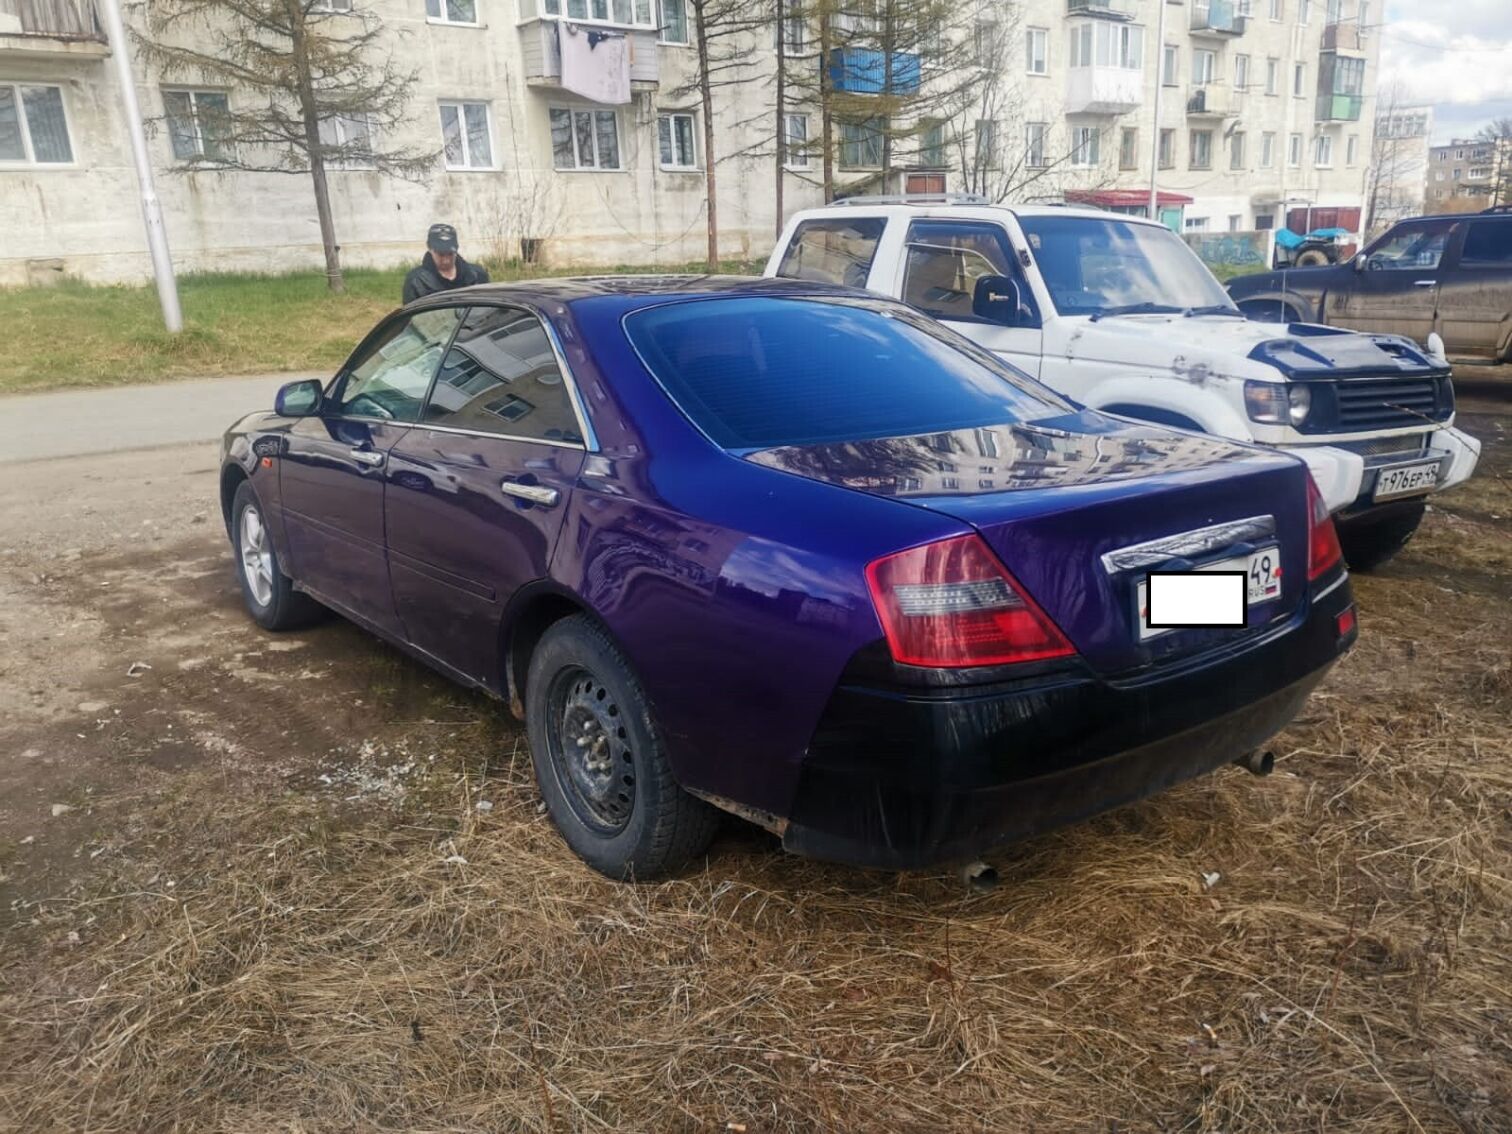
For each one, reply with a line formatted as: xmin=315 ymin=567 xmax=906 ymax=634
xmin=240 ymin=504 xmax=275 ymax=607
xmin=546 ymin=665 xmax=636 ymax=834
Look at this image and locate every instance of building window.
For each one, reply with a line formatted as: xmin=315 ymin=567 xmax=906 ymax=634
xmin=1260 ymin=130 xmax=1275 ymax=167
xmin=163 ymin=89 xmax=233 ymax=162
xmin=1189 ymin=129 xmax=1212 ymax=169
xmin=975 ymin=119 xmax=999 ymax=168
xmin=0 ymin=83 xmax=74 ymax=165
xmin=1314 ymin=134 xmax=1333 ymax=166
xmin=777 ymin=0 xmax=803 ymax=53
xmin=544 ymin=0 xmax=657 ymax=24
xmin=659 ymin=0 xmax=687 ymax=43
xmin=1234 ymin=53 xmax=1250 ymax=90
xmin=657 ymin=111 xmax=696 ymax=169
xmin=1298 ymin=0 xmax=1310 ymax=21
xmin=1025 ymin=121 xmax=1047 ymax=168
xmin=311 ymin=0 xmax=354 ymax=11
xmin=1346 ymin=133 xmax=1359 ymax=165
xmin=1158 ymin=127 xmax=1175 ymax=169
xmin=550 ymin=107 xmax=620 ymax=169
xmin=1071 ymin=124 xmax=1099 ymax=166
xmin=919 ymin=120 xmax=947 ymax=167
xmin=1193 ymin=48 xmax=1216 ymax=85
xmin=1162 ymin=43 xmax=1179 ymax=85
xmin=1288 ymin=131 xmax=1302 ymax=167
xmin=317 ymin=112 xmax=375 ymax=169
xmin=1119 ymin=126 xmax=1138 ymax=170
xmin=1026 ymin=27 xmax=1048 ymax=74
xmin=439 ymin=101 xmax=493 ymax=168
xmin=840 ymin=117 xmax=885 ymax=169
xmin=1325 ymin=0 xmax=1340 ymax=19
xmin=1230 ymin=130 xmax=1245 ymax=169
xmin=426 ymin=0 xmax=477 ymax=24
xmin=1293 ymin=62 xmax=1305 ymax=97
xmin=783 ymin=112 xmax=809 ymax=168
xmin=1469 ymin=165 xmax=1492 ymax=179
xmin=1269 ymin=0 xmax=1282 ymax=18
xmin=1186 ymin=216 xmax=1210 ymax=231
xmin=1265 ymin=57 xmax=1279 ymax=95
xmin=1069 ymin=21 xmax=1142 ymax=70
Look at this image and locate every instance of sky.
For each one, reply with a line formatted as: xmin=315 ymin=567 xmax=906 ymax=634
xmin=1378 ymin=0 xmax=1512 ymax=142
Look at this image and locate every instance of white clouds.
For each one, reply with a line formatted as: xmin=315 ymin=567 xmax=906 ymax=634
xmin=1379 ymin=0 xmax=1512 ymax=124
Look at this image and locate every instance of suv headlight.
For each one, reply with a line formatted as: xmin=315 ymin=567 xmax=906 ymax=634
xmin=1245 ymin=381 xmax=1311 ymax=427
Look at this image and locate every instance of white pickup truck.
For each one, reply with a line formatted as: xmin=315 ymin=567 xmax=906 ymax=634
xmin=764 ymin=198 xmax=1481 ymax=569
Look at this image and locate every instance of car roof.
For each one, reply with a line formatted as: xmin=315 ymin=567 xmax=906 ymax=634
xmin=788 ymin=202 xmax=1162 ymax=226
xmin=408 ymin=274 xmax=878 ymax=307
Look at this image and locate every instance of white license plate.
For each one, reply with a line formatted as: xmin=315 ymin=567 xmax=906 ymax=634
xmin=1136 ymin=548 xmax=1282 ymax=642
xmin=1373 ymin=459 xmax=1440 ymax=502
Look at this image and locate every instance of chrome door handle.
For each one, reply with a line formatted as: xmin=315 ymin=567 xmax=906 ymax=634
xmin=350 ymin=448 xmax=385 ymax=467
xmin=1413 ymin=279 xmax=1437 ymax=287
xmin=501 ymin=480 xmax=560 ymax=507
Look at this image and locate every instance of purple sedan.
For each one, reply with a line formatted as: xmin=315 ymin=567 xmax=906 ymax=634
xmin=220 ymin=277 xmax=1356 ymax=878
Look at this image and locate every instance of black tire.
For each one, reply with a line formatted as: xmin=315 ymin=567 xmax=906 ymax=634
xmin=1294 ymin=248 xmax=1331 ymax=267
xmin=1336 ymin=501 xmax=1426 ymax=572
xmin=525 ymin=614 xmax=718 ymax=880
xmin=230 ymin=480 xmax=323 ymax=631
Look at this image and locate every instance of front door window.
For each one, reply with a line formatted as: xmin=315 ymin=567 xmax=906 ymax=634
xmin=337 ymin=307 xmax=464 ymax=421
xmin=1365 ymin=220 xmax=1457 ymax=271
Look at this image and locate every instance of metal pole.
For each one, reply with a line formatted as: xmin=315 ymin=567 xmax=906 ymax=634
xmin=1148 ymin=0 xmax=1170 ymax=224
xmin=98 ymin=0 xmax=182 ymax=332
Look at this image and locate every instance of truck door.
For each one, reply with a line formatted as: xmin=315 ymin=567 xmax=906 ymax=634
xmin=895 ymin=219 xmax=1045 ymax=376
xmin=1434 ymin=217 xmax=1512 ymax=361
xmin=1330 ymin=217 xmax=1457 ymax=342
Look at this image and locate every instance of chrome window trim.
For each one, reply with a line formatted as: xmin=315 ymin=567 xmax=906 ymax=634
xmin=1100 ymin=515 xmax=1276 ymax=574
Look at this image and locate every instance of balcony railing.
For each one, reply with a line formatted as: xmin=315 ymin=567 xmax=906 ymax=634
xmin=1316 ymin=92 xmax=1363 ymax=121
xmin=1191 ymin=0 xmax=1246 ymax=34
xmin=1065 ymin=64 xmax=1143 ymax=114
xmin=1321 ymin=21 xmax=1365 ymax=51
xmin=1186 ymin=84 xmax=1232 ymax=117
xmin=0 ymin=0 xmax=105 ymax=40
xmin=517 ymin=18 xmax=660 ymax=91
xmin=827 ymin=47 xmax=921 ymax=94
xmin=1067 ymin=0 xmax=1135 ymax=20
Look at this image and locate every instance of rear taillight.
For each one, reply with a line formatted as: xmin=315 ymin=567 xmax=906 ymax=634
xmin=864 ymin=534 xmax=1076 ymax=668
xmin=1306 ymin=475 xmax=1343 ymax=580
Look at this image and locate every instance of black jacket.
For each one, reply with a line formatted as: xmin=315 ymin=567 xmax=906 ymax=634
xmin=402 ymin=253 xmax=490 ymax=304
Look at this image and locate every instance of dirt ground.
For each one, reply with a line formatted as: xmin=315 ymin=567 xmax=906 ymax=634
xmin=1 ymin=382 xmax=1509 ymax=1132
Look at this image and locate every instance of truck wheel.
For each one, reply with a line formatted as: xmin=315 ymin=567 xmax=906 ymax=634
xmin=1294 ymin=248 xmax=1331 ymax=267
xmin=525 ymin=615 xmax=719 ymax=880
xmin=1335 ymin=502 xmax=1426 ymax=572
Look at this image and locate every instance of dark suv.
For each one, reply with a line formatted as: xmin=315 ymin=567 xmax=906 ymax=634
xmin=1227 ymin=208 xmax=1512 ymax=365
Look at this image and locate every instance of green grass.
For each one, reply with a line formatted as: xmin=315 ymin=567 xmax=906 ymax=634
xmin=0 ymin=259 xmax=760 ymax=395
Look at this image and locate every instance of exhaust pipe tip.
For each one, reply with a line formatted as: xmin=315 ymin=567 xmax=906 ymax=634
xmin=1236 ymin=749 xmax=1276 ymax=776
xmin=960 ymin=860 xmax=999 ymax=892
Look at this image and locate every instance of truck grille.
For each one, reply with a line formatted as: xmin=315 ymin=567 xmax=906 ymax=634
xmin=1336 ymin=432 xmax=1430 ymax=466
xmin=1334 ymin=377 xmax=1444 ymax=431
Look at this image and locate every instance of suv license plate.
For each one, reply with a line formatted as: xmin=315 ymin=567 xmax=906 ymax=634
xmin=1373 ymin=459 xmax=1440 ymax=502
xmin=1136 ymin=548 xmax=1282 ymax=642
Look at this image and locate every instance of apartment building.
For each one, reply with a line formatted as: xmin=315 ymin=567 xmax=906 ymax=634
xmin=1367 ymin=102 xmax=1431 ymax=230
xmin=1 ymin=0 xmax=1380 ymax=284
xmin=1427 ymin=137 xmax=1511 ymax=209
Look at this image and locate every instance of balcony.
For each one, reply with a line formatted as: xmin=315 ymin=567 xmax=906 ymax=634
xmin=1065 ymin=65 xmax=1143 ymax=114
xmin=1321 ymin=21 xmax=1366 ymax=51
xmin=1190 ymin=0 xmax=1246 ymax=35
xmin=1315 ymin=92 xmax=1363 ymax=121
xmin=1066 ymin=0 xmax=1135 ymax=20
xmin=1186 ymin=84 xmax=1234 ymax=117
xmin=0 ymin=0 xmax=108 ymax=56
xmin=827 ymin=47 xmax=921 ymax=95
xmin=517 ymin=18 xmax=660 ymax=93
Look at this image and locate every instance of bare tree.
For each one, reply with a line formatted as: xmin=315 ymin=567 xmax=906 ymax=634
xmin=141 ymin=0 xmax=435 ymax=292
xmin=1366 ymin=83 xmax=1430 ymax=235
xmin=1473 ymin=117 xmax=1512 ymax=207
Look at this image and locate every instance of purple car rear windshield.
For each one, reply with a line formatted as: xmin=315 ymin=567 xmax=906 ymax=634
xmin=623 ymin=296 xmax=1068 ymax=450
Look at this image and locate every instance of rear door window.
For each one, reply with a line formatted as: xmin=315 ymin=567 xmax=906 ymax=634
xmin=1459 ymin=220 xmax=1512 ymax=268
xmin=423 ymin=306 xmax=584 ymax=444
xmin=902 ymin=220 xmax=1037 ymax=324
xmin=774 ymin=217 xmax=886 ymax=287
xmin=623 ymin=295 xmax=1067 ymax=449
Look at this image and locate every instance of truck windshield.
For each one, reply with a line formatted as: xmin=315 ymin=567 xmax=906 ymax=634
xmin=1016 ymin=216 xmax=1238 ymax=318
xmin=623 ymin=295 xmax=1071 ymax=450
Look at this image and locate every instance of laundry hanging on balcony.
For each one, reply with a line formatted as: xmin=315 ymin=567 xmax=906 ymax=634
xmin=557 ymin=21 xmax=631 ymax=105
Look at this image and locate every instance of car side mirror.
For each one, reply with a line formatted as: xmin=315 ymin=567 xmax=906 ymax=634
xmin=973 ymin=275 xmax=1025 ymax=325
xmin=275 ymin=378 xmax=323 ymax=417
xmin=1352 ymin=253 xmax=1368 ymax=273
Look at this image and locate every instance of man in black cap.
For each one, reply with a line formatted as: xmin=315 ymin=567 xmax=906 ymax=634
xmin=402 ymin=223 xmax=490 ymax=303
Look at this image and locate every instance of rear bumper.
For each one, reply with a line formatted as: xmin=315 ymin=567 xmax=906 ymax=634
xmin=781 ymin=575 xmax=1356 ymax=870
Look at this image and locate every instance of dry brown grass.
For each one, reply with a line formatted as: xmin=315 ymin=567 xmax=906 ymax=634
xmin=3 ymin=486 xmax=1510 ymax=1133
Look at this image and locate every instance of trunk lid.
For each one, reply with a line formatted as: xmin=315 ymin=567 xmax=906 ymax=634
xmin=746 ymin=410 xmax=1314 ymax=676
